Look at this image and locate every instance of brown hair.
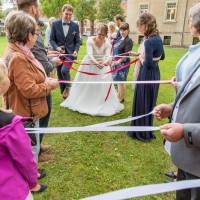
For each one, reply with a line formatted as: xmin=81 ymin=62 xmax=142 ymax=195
xmin=136 ymin=12 xmax=158 ymax=37
xmin=16 ymin=0 xmax=38 ymax=11
xmin=119 ymin=22 xmax=129 ymax=31
xmin=5 ymin=11 xmax=36 ymax=45
xmin=37 ymin=19 xmax=44 ymax=27
xmin=62 ymin=4 xmax=73 ymax=12
xmin=96 ymin=23 xmax=108 ymax=36
xmin=114 ymin=14 xmax=123 ymax=22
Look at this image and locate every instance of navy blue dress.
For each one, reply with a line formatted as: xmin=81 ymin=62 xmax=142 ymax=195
xmin=128 ymin=35 xmax=165 ymax=142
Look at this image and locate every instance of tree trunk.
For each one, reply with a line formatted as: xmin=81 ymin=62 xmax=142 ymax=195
xmin=80 ymin=20 xmax=84 ymax=34
xmin=90 ymin=20 xmax=94 ymax=36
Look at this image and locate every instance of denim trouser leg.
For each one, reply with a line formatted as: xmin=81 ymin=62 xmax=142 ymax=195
xmin=39 ymin=94 xmax=52 ymax=155
xmin=32 ymin=120 xmax=40 ymax=163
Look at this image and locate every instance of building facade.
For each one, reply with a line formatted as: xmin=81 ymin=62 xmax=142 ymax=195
xmin=127 ymin=0 xmax=200 ymax=46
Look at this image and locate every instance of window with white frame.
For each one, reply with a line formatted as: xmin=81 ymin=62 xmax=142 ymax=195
xmin=140 ymin=4 xmax=149 ymax=13
xmin=166 ymin=2 xmax=177 ymax=21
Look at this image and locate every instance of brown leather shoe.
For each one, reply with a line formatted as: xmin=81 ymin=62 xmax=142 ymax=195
xmin=41 ymin=144 xmax=51 ymax=153
xmin=38 ymin=153 xmax=54 ymax=162
xmin=62 ymin=87 xmax=70 ymax=99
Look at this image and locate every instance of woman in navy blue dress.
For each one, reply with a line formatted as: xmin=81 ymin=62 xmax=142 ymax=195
xmin=128 ymin=12 xmax=165 ymax=142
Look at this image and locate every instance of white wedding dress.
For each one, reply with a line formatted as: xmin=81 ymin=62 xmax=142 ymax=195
xmin=60 ymin=37 xmax=124 ymax=116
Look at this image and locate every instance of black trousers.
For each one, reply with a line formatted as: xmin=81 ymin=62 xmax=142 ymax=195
xmin=176 ymin=168 xmax=200 ymax=200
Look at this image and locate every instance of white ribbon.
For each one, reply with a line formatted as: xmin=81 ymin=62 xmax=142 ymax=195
xmin=87 ymin=110 xmax=155 ymax=127
xmin=26 ymin=111 xmax=157 ymax=133
xmin=58 ymin=80 xmax=172 ymax=84
xmin=81 ymin=180 xmax=200 ymax=200
xmin=26 ymin=126 xmax=160 ymax=134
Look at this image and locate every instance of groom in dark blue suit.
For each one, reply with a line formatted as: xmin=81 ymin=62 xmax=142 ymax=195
xmin=50 ymin=4 xmax=80 ymax=99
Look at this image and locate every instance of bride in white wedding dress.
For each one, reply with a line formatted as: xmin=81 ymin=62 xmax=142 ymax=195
xmin=60 ymin=24 xmax=124 ymax=116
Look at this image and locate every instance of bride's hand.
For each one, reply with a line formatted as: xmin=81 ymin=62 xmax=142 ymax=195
xmin=103 ymin=61 xmax=109 ymax=66
xmin=96 ymin=61 xmax=104 ymax=69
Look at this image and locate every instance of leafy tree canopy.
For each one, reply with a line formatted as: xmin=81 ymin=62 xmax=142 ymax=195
xmin=97 ymin=0 xmax=124 ymax=22
xmin=40 ymin=0 xmax=76 ymax=18
xmin=74 ymin=0 xmax=97 ymax=21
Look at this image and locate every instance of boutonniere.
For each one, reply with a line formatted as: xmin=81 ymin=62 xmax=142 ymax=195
xmin=72 ymin=31 xmax=76 ymax=35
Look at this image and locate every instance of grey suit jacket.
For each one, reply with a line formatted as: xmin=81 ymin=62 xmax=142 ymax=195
xmin=171 ymin=61 xmax=200 ymax=177
xmin=31 ymin=34 xmax=55 ymax=76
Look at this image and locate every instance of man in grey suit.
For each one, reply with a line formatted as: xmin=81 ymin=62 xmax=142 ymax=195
xmin=154 ymin=61 xmax=200 ymax=199
xmin=154 ymin=3 xmax=200 ymax=199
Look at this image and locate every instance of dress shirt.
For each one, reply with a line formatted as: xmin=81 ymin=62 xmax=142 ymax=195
xmin=62 ymin=20 xmax=70 ymax=37
xmin=165 ymin=66 xmax=200 ymax=155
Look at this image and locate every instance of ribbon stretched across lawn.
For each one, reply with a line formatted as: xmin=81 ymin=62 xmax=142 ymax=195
xmin=26 ymin=110 xmax=157 ymax=133
xmin=81 ymin=180 xmax=200 ymax=200
xmin=87 ymin=110 xmax=155 ymax=127
xmin=58 ymin=80 xmax=172 ymax=84
xmin=26 ymin=126 xmax=160 ymax=134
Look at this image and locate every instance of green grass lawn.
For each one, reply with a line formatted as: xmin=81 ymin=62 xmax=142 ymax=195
xmin=0 ymin=36 xmax=187 ymax=200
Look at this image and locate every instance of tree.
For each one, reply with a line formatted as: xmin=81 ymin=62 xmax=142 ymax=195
xmin=74 ymin=0 xmax=97 ymax=35
xmin=97 ymin=0 xmax=124 ymax=22
xmin=0 ymin=1 xmax=4 ymax=19
xmin=40 ymin=0 xmax=76 ymax=18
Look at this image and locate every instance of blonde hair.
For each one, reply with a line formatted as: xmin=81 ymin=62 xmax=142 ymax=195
xmin=0 ymin=58 xmax=8 ymax=85
xmin=108 ymin=21 xmax=116 ymax=32
xmin=48 ymin=17 xmax=56 ymax=28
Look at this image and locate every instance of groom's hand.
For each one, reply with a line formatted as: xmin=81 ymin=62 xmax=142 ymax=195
xmin=73 ymin=51 xmax=78 ymax=58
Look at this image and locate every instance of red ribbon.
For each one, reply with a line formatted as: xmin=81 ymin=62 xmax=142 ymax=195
xmin=60 ymin=54 xmax=138 ymax=103
xmin=60 ymin=57 xmax=139 ymax=76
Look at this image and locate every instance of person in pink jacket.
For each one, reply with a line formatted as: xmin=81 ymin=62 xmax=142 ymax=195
xmin=0 ymin=58 xmax=38 ymax=200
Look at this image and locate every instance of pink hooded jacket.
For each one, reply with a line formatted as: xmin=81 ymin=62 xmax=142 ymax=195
xmin=0 ymin=114 xmax=38 ymax=200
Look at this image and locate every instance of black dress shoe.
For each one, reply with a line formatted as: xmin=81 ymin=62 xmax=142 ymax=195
xmin=165 ymin=172 xmax=177 ymax=179
xmin=38 ymin=171 xmax=46 ymax=180
xmin=32 ymin=185 xmax=47 ymax=193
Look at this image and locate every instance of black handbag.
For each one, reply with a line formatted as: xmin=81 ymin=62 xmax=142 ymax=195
xmin=22 ymin=118 xmax=37 ymax=146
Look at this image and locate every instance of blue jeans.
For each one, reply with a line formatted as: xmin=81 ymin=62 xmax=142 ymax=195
xmin=57 ymin=58 xmax=73 ymax=94
xmin=39 ymin=94 xmax=52 ymax=154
